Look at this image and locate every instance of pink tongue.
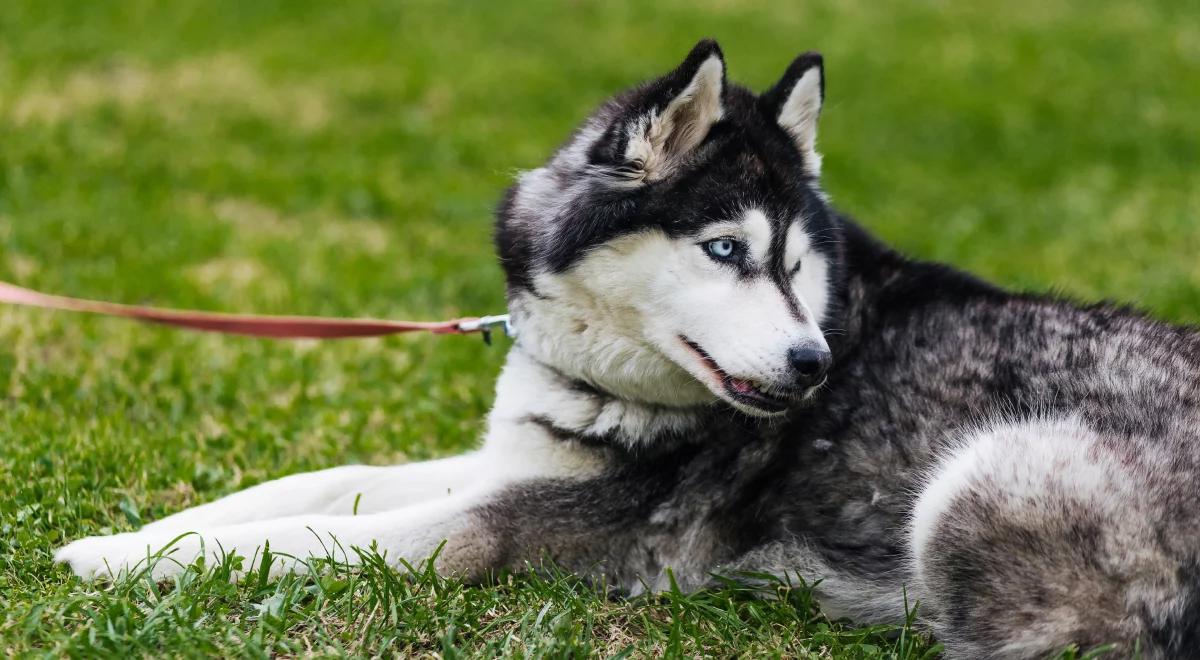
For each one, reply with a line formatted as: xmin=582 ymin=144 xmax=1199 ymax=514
xmin=729 ymin=378 xmax=755 ymax=394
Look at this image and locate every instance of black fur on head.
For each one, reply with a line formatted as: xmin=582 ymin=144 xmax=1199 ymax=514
xmin=494 ymin=40 xmax=841 ymax=303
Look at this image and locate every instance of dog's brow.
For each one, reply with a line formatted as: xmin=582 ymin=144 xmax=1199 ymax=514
xmin=742 ymin=208 xmax=773 ymax=267
xmin=783 ymin=221 xmax=809 ymax=273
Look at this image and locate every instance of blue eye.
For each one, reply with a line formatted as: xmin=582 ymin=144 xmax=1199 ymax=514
xmin=704 ymin=238 xmax=738 ymax=261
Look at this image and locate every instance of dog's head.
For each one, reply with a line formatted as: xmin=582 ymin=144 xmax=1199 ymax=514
xmin=496 ymin=40 xmax=842 ymax=417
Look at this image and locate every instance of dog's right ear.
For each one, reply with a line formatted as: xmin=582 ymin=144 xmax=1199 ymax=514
xmin=588 ymin=39 xmax=726 ymax=184
xmin=761 ymin=52 xmax=824 ymax=177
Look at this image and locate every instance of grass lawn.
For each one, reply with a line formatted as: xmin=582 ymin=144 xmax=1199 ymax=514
xmin=1 ymin=0 xmax=1196 ymax=656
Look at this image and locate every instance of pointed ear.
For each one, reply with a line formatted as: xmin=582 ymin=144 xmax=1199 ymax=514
xmin=591 ymin=39 xmax=726 ymax=183
xmin=762 ymin=52 xmax=824 ymax=177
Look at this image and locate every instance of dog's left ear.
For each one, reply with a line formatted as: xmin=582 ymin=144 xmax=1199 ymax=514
xmin=590 ymin=39 xmax=726 ymax=183
xmin=761 ymin=52 xmax=824 ymax=177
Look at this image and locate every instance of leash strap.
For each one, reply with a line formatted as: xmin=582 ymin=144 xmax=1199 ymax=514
xmin=0 ymin=280 xmax=512 ymax=342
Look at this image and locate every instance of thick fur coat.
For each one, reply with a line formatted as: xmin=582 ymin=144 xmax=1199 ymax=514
xmin=58 ymin=41 xmax=1200 ymax=657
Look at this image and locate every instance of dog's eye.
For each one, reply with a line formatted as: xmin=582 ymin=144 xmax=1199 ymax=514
xmin=703 ymin=238 xmax=739 ymax=261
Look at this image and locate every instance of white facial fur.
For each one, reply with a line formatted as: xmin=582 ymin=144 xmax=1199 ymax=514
xmin=785 ymin=220 xmax=831 ymax=324
xmin=515 ymin=207 xmax=831 ymax=416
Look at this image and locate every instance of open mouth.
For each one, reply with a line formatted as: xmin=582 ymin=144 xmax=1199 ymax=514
xmin=679 ymin=336 xmax=789 ymax=413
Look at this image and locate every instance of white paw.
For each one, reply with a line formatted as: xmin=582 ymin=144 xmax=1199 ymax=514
xmin=55 ymin=532 xmax=201 ymax=580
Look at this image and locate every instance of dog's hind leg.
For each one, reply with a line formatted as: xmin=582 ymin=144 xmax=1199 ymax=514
xmin=910 ymin=416 xmax=1199 ymax=659
xmin=137 ymin=453 xmax=492 ymax=535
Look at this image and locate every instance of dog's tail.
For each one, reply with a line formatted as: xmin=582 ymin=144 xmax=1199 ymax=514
xmin=715 ymin=541 xmax=914 ymax=625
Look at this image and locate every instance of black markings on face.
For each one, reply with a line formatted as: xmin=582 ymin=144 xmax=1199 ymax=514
xmin=692 ymin=207 xmax=820 ymax=327
xmin=765 ymin=218 xmax=810 ymax=326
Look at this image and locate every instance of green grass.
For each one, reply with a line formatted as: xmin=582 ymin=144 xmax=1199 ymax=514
xmin=0 ymin=0 xmax=1195 ymax=656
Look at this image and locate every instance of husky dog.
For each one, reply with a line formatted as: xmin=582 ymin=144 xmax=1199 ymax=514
xmin=58 ymin=40 xmax=1200 ymax=657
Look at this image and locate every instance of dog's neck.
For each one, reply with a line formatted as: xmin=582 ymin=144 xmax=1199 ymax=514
xmin=488 ymin=346 xmax=707 ymax=451
xmin=506 ymin=289 xmax=717 ymax=408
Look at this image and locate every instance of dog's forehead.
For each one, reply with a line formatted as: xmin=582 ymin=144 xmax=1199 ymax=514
xmin=656 ymin=150 xmax=808 ymax=231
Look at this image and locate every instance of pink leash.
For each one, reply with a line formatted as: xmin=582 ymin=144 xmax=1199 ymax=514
xmin=0 ymin=280 xmax=513 ymax=343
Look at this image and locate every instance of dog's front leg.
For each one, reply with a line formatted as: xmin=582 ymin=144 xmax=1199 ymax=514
xmin=56 ymin=487 xmax=502 ymax=581
xmin=59 ymin=348 xmax=617 ymax=581
xmin=139 ymin=452 xmax=491 ymax=535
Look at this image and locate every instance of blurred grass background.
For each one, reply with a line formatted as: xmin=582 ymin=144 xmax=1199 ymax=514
xmin=0 ymin=0 xmax=1196 ymax=655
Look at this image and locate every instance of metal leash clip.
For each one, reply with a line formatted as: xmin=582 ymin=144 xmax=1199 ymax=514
xmin=457 ymin=314 xmax=516 ymax=345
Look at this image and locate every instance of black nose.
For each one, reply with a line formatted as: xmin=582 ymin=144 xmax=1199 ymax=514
xmin=788 ymin=345 xmax=832 ymax=386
